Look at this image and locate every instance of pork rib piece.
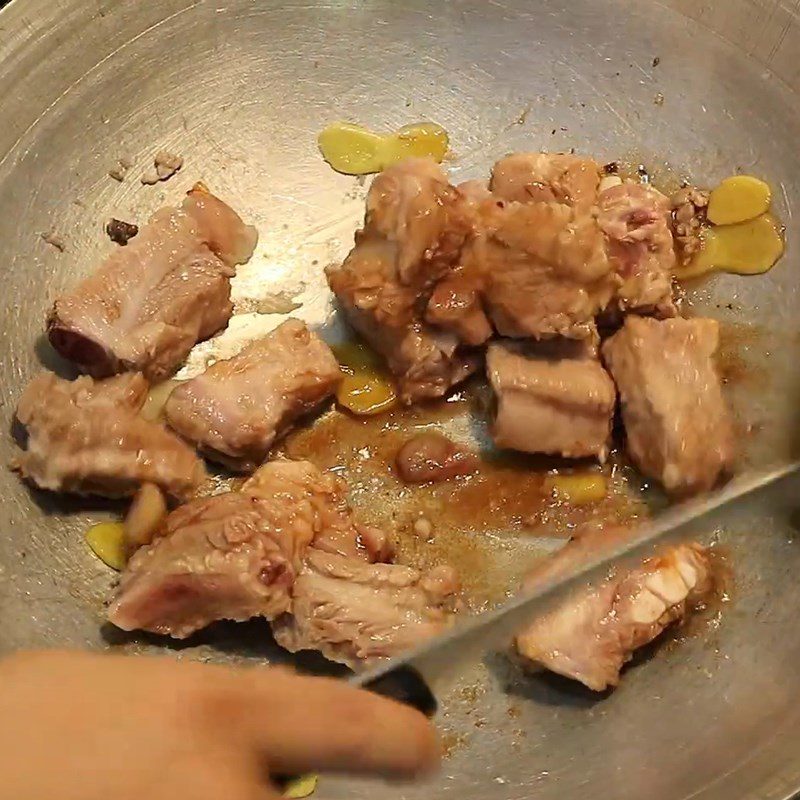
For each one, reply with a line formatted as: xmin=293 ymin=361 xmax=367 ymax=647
xmin=462 ymin=191 xmax=616 ymax=341
xmin=108 ymin=490 xmax=302 ymax=638
xmin=48 ymin=185 xmax=258 ymax=381
xmin=14 ymin=372 xmax=206 ymax=499
xmin=165 ymin=319 xmax=341 ymax=472
xmin=272 ymin=550 xmax=459 ymax=667
xmin=515 ymin=542 xmax=715 ymax=691
xmin=488 ymin=154 xmax=676 ymax=329
xmin=486 ymin=340 xmax=616 ymax=460
xmin=329 ymin=153 xmax=680 ymax=404
xmin=598 ymin=181 xmax=677 ymax=318
xmin=602 ymin=316 xmax=734 ymax=496
xmin=326 ymin=158 xmax=479 ymax=403
xmin=423 ymin=166 xmax=613 ymax=345
xmin=108 ymin=460 xmax=383 ymax=638
xmin=108 ymin=459 xmax=456 ymax=663
xmin=490 ymin=152 xmax=601 ymax=211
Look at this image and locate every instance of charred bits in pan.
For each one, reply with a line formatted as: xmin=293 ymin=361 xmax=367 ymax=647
xmin=106 ymin=218 xmax=139 ymax=246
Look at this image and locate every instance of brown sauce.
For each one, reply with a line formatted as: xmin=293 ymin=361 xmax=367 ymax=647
xmin=277 ymin=380 xmax=647 ymax=609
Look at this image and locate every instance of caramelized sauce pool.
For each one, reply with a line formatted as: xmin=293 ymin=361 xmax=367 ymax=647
xmin=277 ymin=381 xmax=647 ymax=610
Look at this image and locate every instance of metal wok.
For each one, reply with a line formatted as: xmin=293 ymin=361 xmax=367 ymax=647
xmin=1 ymin=1 xmax=800 ymax=798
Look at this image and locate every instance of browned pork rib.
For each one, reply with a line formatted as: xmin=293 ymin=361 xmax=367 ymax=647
xmin=488 ymin=154 xmax=676 ymax=330
xmin=329 ymin=154 xmax=683 ymax=404
xmin=395 ymin=431 xmax=479 ymax=483
xmin=490 ymin=152 xmax=601 ymax=211
xmin=14 ymin=373 xmax=206 ymax=499
xmin=421 ymin=179 xmax=496 ymax=348
xmin=515 ymin=543 xmax=714 ymax=691
xmin=597 ymin=181 xmax=677 ymax=318
xmin=487 ymin=153 xmax=611 ymax=339
xmin=463 ymin=197 xmax=617 ymax=341
xmin=108 ymin=460 xmax=384 ymax=638
xmin=164 ymin=319 xmax=341 ymax=472
xmin=486 ymin=341 xmax=616 ymax=460
xmin=602 ymin=316 xmax=734 ymax=496
xmin=48 ymin=185 xmax=258 ymax=382
xmin=107 ymin=491 xmax=300 ymax=638
xmin=108 ymin=459 xmax=455 ymax=662
xmin=272 ymin=550 xmax=458 ymax=667
xmin=326 ymin=158 xmax=479 ymax=403
xmin=415 ymin=165 xmax=616 ymax=347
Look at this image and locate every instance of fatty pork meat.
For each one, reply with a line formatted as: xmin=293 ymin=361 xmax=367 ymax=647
xmin=515 ymin=542 xmax=715 ymax=691
xmin=48 ymin=184 xmax=257 ymax=381
xmin=164 ymin=319 xmax=341 ymax=472
xmin=326 ymin=158 xmax=480 ymax=403
xmin=486 ymin=339 xmax=616 ymax=460
xmin=602 ymin=316 xmax=734 ymax=496
xmin=109 ymin=459 xmax=457 ymax=663
xmin=14 ymin=372 xmax=206 ymax=499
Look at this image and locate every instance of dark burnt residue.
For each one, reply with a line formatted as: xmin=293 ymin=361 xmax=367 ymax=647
xmin=106 ymin=218 xmax=139 ymax=246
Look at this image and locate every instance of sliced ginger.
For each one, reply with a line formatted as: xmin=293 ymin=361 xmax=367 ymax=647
xmin=124 ymin=483 xmax=167 ymax=553
xmin=85 ymin=522 xmax=127 ymax=571
xmin=283 ymin=775 xmax=318 ymax=799
xmin=318 ymin=121 xmax=449 ymax=175
xmin=332 ymin=342 xmax=397 ymax=415
xmin=545 ymin=473 xmax=607 ymax=505
xmin=140 ymin=379 xmax=180 ymax=422
xmin=707 ymin=175 xmax=771 ymax=225
xmin=677 ymin=214 xmax=784 ymax=279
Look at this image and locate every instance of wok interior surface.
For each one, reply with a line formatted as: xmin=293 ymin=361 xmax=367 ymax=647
xmin=1 ymin=0 xmax=800 ymax=798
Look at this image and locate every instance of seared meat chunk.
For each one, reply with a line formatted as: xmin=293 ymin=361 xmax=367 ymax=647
xmin=486 ymin=341 xmax=615 ymax=460
xmin=48 ymin=185 xmax=258 ymax=382
xmin=108 ymin=491 xmax=300 ymax=638
xmin=515 ymin=543 xmax=714 ymax=691
xmin=598 ymin=181 xmax=677 ymax=317
xmin=329 ymin=153 xmax=683 ymax=403
xmin=165 ymin=319 xmax=341 ymax=472
xmin=429 ymin=159 xmax=611 ymax=344
xmin=425 ymin=267 xmax=493 ymax=346
xmin=490 ymin=152 xmax=600 ymax=211
xmin=109 ymin=458 xmax=455 ymax=659
xmin=489 ymin=155 xmax=675 ymax=329
xmin=271 ymin=550 xmax=459 ymax=667
xmin=326 ymin=159 xmax=479 ymax=403
xmin=108 ymin=460 xmax=388 ymax=638
xmin=14 ymin=373 xmax=206 ymax=499
xmin=465 ymin=198 xmax=616 ymax=341
xmin=395 ymin=431 xmax=478 ymax=483
xmin=602 ymin=316 xmax=734 ymax=495
xmin=242 ymin=460 xmax=392 ymax=563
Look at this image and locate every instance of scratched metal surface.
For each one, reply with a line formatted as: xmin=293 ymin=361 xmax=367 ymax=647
xmin=1 ymin=0 xmax=800 ymax=798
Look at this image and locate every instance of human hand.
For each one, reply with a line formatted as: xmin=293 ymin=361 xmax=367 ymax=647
xmin=0 ymin=650 xmax=439 ymax=800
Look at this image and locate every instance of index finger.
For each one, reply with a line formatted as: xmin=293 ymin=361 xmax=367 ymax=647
xmin=238 ymin=669 xmax=441 ymax=779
